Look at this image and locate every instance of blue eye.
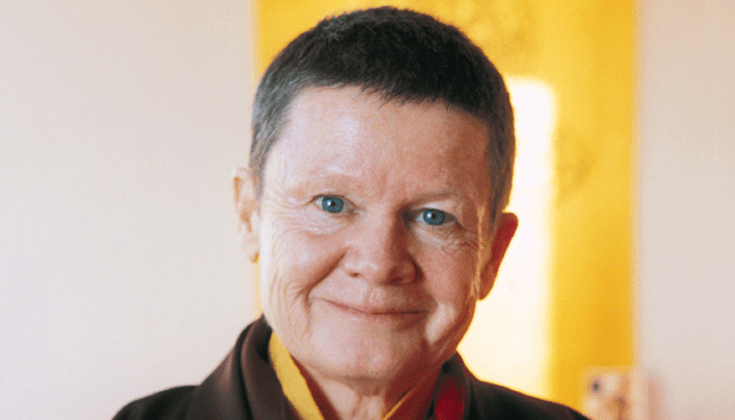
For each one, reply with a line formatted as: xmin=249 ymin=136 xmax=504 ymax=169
xmin=319 ymin=196 xmax=345 ymax=213
xmin=421 ymin=209 xmax=446 ymax=226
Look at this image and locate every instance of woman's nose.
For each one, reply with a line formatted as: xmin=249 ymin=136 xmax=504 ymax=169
xmin=340 ymin=214 xmax=417 ymax=285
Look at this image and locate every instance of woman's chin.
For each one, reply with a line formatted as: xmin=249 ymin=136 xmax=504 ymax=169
xmin=297 ymin=335 xmax=437 ymax=391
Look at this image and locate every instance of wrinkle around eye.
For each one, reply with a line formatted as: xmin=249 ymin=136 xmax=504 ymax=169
xmin=296 ymin=195 xmax=357 ymax=234
xmin=413 ymin=229 xmax=482 ymax=254
xmin=408 ymin=208 xmax=459 ymax=230
xmin=408 ymin=214 xmax=482 ymax=252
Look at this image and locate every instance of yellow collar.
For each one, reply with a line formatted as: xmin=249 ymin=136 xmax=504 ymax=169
xmin=269 ymin=332 xmax=325 ymax=420
xmin=268 ymin=333 xmax=437 ymax=420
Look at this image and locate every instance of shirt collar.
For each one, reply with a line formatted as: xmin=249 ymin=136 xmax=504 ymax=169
xmin=268 ymin=332 xmax=445 ymax=420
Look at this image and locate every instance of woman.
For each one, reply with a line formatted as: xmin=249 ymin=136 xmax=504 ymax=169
xmin=115 ymin=7 xmax=586 ymax=420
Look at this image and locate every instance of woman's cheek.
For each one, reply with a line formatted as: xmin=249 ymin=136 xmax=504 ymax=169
xmin=426 ymin=251 xmax=481 ymax=303
xmin=270 ymin=223 xmax=346 ymax=294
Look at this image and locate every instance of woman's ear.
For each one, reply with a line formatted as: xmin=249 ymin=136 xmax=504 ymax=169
xmin=233 ymin=167 xmax=260 ymax=262
xmin=479 ymin=212 xmax=519 ymax=300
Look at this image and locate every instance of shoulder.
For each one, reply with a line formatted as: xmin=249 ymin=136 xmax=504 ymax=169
xmin=445 ymin=354 xmax=588 ymax=420
xmin=112 ymin=386 xmax=196 ymax=420
xmin=467 ymin=380 xmax=588 ymax=420
xmin=112 ymin=318 xmax=271 ymax=420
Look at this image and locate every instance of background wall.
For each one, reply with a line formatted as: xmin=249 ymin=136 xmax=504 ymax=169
xmin=0 ymin=1 xmax=257 ymax=419
xmin=637 ymin=0 xmax=735 ymax=418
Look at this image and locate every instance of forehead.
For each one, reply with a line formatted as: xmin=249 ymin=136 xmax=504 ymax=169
xmin=285 ymin=87 xmax=488 ymax=161
xmin=266 ymin=86 xmax=492 ymax=200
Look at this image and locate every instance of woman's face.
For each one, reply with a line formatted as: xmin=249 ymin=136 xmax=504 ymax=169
xmin=239 ymin=86 xmax=515 ymax=392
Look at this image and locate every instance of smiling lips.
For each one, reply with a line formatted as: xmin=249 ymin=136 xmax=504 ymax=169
xmin=324 ymin=299 xmax=426 ymax=324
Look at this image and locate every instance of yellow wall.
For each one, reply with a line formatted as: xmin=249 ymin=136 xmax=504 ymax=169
xmin=541 ymin=2 xmax=636 ymax=408
xmin=255 ymin=0 xmax=634 ymax=409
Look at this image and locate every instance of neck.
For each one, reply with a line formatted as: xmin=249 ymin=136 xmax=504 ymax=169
xmin=297 ymin=363 xmax=440 ymax=420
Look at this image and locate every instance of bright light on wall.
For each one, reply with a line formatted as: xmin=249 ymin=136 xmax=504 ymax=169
xmin=459 ymin=79 xmax=556 ymax=398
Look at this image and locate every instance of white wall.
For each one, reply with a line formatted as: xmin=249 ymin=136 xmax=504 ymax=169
xmin=638 ymin=0 xmax=735 ymax=418
xmin=0 ymin=1 xmax=257 ymax=419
